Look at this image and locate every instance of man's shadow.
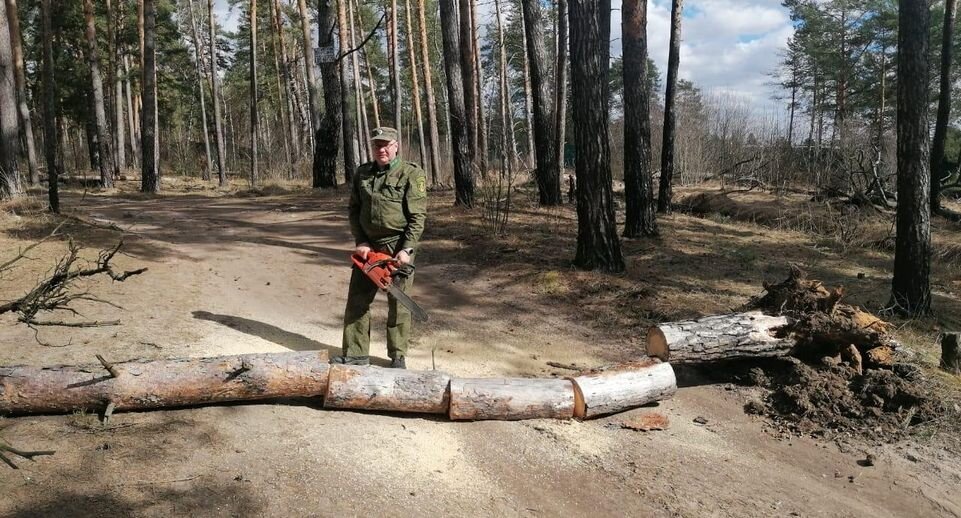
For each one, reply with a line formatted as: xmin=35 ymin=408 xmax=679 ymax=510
xmin=192 ymin=310 xmax=341 ymax=357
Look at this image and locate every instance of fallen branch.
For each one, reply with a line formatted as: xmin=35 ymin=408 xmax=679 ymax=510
xmin=0 ymin=439 xmax=56 ymax=469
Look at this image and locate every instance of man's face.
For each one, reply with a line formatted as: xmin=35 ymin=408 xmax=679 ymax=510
xmin=373 ymin=139 xmax=398 ymax=166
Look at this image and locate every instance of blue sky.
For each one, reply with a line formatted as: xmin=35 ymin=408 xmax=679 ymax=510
xmin=215 ymin=0 xmax=794 ymax=111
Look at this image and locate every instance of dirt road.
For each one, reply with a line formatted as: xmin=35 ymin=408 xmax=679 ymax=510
xmin=1 ymin=190 xmax=958 ymax=517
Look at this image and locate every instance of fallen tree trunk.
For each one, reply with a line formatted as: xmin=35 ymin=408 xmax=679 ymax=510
xmin=0 ymin=350 xmax=330 ymax=415
xmin=569 ymin=360 xmax=676 ymax=418
xmin=448 ymin=378 xmax=575 ymax=420
xmin=646 ymin=311 xmax=793 ymax=363
xmin=324 ymin=365 xmax=451 ymax=414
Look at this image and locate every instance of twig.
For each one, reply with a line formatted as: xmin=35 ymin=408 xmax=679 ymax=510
xmin=547 ymin=361 xmax=581 ymax=371
xmin=111 ymin=475 xmax=201 ymax=487
xmin=0 ymin=222 xmax=66 ymax=274
xmin=336 ymin=12 xmax=386 ymax=63
xmin=0 ymin=440 xmax=56 ymax=469
xmin=97 ymin=354 xmax=120 ymax=378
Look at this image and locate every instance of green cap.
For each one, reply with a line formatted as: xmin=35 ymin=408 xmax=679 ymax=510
xmin=371 ymin=127 xmax=399 ymax=142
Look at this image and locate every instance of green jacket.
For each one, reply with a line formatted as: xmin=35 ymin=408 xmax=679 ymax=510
xmin=348 ymin=158 xmax=428 ymax=251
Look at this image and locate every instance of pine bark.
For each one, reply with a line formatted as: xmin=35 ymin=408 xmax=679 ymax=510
xmin=449 ymin=378 xmax=575 ymax=420
xmin=458 ymin=0 xmax=477 ymax=166
xmin=354 ymin=0 xmax=381 ymax=128
xmin=404 ymin=0 xmax=427 ymax=168
xmin=471 ymin=0 xmax=487 ymax=174
xmin=348 ymin=0 xmax=369 ymax=163
xmin=83 ymin=0 xmax=116 ymax=188
xmin=207 ymin=0 xmax=228 ymax=186
xmin=297 ymin=0 xmax=320 ymax=149
xmin=416 ymin=0 xmax=442 ymax=184
xmin=931 ymin=0 xmax=956 ymax=214
xmin=40 ymin=0 xmax=59 ymax=211
xmin=141 ymin=0 xmax=158 ymax=193
xmin=0 ymin=0 xmax=20 ymax=198
xmin=554 ymin=0 xmax=568 ymax=178
xmin=569 ymin=361 xmax=676 ymax=418
xmin=646 ymin=312 xmax=794 ymax=363
xmin=520 ymin=18 xmax=535 ymax=165
xmin=249 ymin=0 xmax=259 ymax=187
xmin=107 ymin=0 xmax=125 ymax=175
xmin=336 ymin=0 xmax=357 ymax=181
xmin=314 ymin=0 xmax=340 ymax=188
xmin=521 ymin=0 xmax=560 ymax=205
xmin=186 ymin=0 xmax=213 ymax=181
xmin=622 ymin=0 xmax=657 ymax=237
xmin=439 ymin=0 xmax=474 ymax=206
xmin=271 ymin=0 xmax=302 ymax=159
xmin=391 ymin=0 xmax=402 ymax=135
xmin=569 ymin=0 xmax=624 ymax=272
xmin=5 ymin=0 xmax=38 ymax=186
xmin=891 ymin=0 xmax=932 ymax=315
xmin=269 ymin=0 xmax=293 ymax=171
xmin=657 ymin=0 xmax=683 ymax=214
xmin=123 ymin=54 xmax=139 ymax=167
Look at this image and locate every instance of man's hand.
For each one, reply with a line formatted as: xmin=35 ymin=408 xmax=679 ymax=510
xmin=355 ymin=243 xmax=372 ymax=260
xmin=394 ymin=249 xmax=411 ymax=265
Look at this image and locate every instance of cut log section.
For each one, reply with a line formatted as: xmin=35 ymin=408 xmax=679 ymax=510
xmin=324 ymin=365 xmax=451 ymax=414
xmin=0 ymin=350 xmax=331 ymax=415
xmin=448 ymin=378 xmax=575 ymax=421
xmin=646 ymin=311 xmax=793 ymax=363
xmin=569 ymin=360 xmax=677 ymax=419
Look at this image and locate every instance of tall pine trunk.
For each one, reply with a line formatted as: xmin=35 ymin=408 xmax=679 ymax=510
xmin=891 ymin=0 xmax=932 ymax=315
xmin=0 ymin=0 xmax=21 ymax=198
xmin=123 ymin=54 xmax=139 ymax=167
xmin=314 ymin=0 xmax=340 ymax=188
xmin=439 ymin=0 xmax=474 ymax=206
xmin=297 ymin=0 xmax=320 ymax=152
xmin=40 ymin=0 xmax=58 ymax=211
xmin=521 ymin=0 xmax=560 ymax=205
xmin=337 ymin=0 xmax=357 ymax=182
xmin=622 ymin=0 xmax=657 ymax=237
xmin=569 ymin=0 xmax=624 ymax=272
xmin=207 ymin=0 xmax=228 ymax=186
xmin=272 ymin=0 xmax=302 ymax=160
xmin=249 ymin=0 xmax=259 ymax=187
xmin=141 ymin=0 xmax=159 ymax=192
xmin=404 ymin=0 xmax=427 ymax=168
xmin=111 ymin=0 xmax=126 ymax=174
xmin=84 ymin=0 xmax=116 ymax=188
xmin=931 ymin=0 xmax=956 ymax=215
xmin=348 ymin=0 xmax=370 ymax=164
xmin=471 ymin=0 xmax=487 ymax=174
xmin=520 ymin=16 xmax=535 ymax=166
xmin=269 ymin=0 xmax=293 ymax=171
xmin=416 ymin=0 xmax=442 ymax=185
xmin=390 ymin=0 xmax=402 ymax=135
xmin=5 ymin=0 xmax=38 ymax=187
xmin=657 ymin=0 xmax=682 ymax=214
xmin=187 ymin=0 xmax=213 ymax=181
xmin=458 ymin=0 xmax=477 ymax=167
xmin=554 ymin=0 xmax=568 ymax=178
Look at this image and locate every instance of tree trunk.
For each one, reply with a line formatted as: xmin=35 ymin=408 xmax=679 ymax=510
xmin=348 ymin=1 xmax=370 ymax=164
xmin=646 ymin=312 xmax=794 ymax=363
xmin=0 ymin=351 xmax=331 ymax=416
xmin=141 ymin=0 xmax=158 ymax=193
xmin=84 ymin=0 xmax=116 ymax=188
xmin=458 ymin=0 xmax=477 ymax=166
xmin=123 ymin=54 xmax=139 ymax=169
xmin=208 ymin=0 xmax=228 ymax=186
xmin=569 ymin=0 xmax=624 ymax=272
xmin=622 ymin=0 xmax=657 ymax=237
xmin=416 ymin=0 xmax=442 ymax=185
xmin=272 ymin=0 xmax=302 ymax=160
xmin=439 ymin=0 xmax=474 ymax=206
xmin=337 ymin=0 xmax=357 ymax=182
xmin=449 ymin=378 xmax=575 ymax=420
xmin=324 ymin=365 xmax=450 ymax=413
xmin=521 ymin=0 xmax=560 ymax=205
xmin=471 ymin=0 xmax=487 ymax=174
xmin=390 ymin=0 xmax=402 ymax=136
xmin=0 ymin=0 xmax=20 ymax=198
xmin=187 ymin=0 xmax=213 ymax=181
xmin=891 ymin=0 xmax=932 ymax=315
xmin=107 ymin=0 xmax=125 ymax=176
xmin=4 ymin=0 xmax=38 ymax=187
xmin=520 ymin=18 xmax=535 ymax=166
xmin=40 ymin=0 xmax=59 ymax=211
xmin=249 ymin=0 xmax=259 ymax=187
xmin=941 ymin=332 xmax=960 ymax=375
xmin=297 ymin=0 xmax=320 ymax=150
xmin=569 ymin=360 xmax=676 ymax=418
xmin=269 ymin=0 xmax=293 ymax=172
xmin=657 ymin=0 xmax=682 ymax=214
xmin=314 ymin=0 xmax=340 ymax=188
xmin=931 ymin=0 xmax=956 ymax=214
xmin=495 ymin=0 xmax=514 ymax=164
xmin=554 ymin=0 xmax=568 ymax=177
xmin=404 ymin=0 xmax=428 ymax=168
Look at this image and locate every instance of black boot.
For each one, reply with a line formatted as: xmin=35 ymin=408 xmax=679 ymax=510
xmin=389 ymin=357 xmax=406 ymax=369
xmin=331 ymin=355 xmax=370 ymax=366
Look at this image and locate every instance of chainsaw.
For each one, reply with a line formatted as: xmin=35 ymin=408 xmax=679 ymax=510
xmin=351 ymin=251 xmax=429 ymax=322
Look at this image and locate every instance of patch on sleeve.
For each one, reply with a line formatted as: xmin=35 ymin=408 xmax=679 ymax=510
xmin=415 ymin=176 xmax=427 ymax=196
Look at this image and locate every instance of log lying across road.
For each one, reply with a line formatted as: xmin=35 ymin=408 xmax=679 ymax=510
xmin=646 ymin=311 xmax=794 ymax=364
xmin=0 ymin=351 xmax=677 ymax=422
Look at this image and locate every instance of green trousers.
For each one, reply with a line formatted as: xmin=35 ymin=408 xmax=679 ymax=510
xmin=341 ymin=245 xmax=415 ymax=359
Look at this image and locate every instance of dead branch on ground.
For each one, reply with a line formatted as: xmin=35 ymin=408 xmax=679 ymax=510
xmin=0 ymin=439 xmax=55 ymax=469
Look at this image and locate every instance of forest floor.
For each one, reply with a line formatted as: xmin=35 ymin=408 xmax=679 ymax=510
xmin=1 ymin=175 xmax=960 ymax=517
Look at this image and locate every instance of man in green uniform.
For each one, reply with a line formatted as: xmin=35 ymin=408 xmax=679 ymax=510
xmin=333 ymin=127 xmax=428 ymax=369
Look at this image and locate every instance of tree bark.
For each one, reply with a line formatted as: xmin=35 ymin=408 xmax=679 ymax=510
xmin=495 ymin=0 xmax=514 ymax=164
xmin=0 ymin=351 xmax=331 ymax=415
xmin=348 ymin=0 xmax=370 ymax=164
xmin=123 ymin=54 xmax=139 ymax=168
xmin=187 ymin=0 xmax=213 ymax=181
xmin=520 ymin=16 xmax=535 ymax=166
xmin=404 ymin=0 xmax=427 ymax=168
xmin=569 ymin=360 xmax=676 ymax=418
xmin=107 ymin=0 xmax=125 ymax=176
xmin=521 ymin=0 xmax=560 ymax=205
xmin=141 ymin=0 xmax=158 ymax=193
xmin=207 ymin=0 xmax=228 ymax=186
xmin=40 ymin=0 xmax=59 ymax=211
xmin=314 ymin=0 xmax=340 ymax=188
xmin=336 ymin=0 xmax=357 ymax=182
xmin=0 ymin=0 xmax=20 ymax=198
xmin=84 ymin=0 xmax=117 ymax=188
xmin=458 ymin=0 xmax=477 ymax=166
xmin=657 ymin=0 xmax=683 ymax=214
xmin=941 ymin=332 xmax=960 ymax=375
xmin=554 ymin=0 xmax=568 ymax=179
xmin=449 ymin=378 xmax=575 ymax=420
xmin=4 ymin=0 xmax=38 ymax=187
xmin=390 ymin=0 xmax=402 ymax=136
xmin=646 ymin=312 xmax=794 ymax=363
xmin=269 ymin=0 xmax=293 ymax=172
xmin=416 ymin=0 xmax=442 ymax=184
xmin=272 ymin=0 xmax=302 ymax=160
xmin=324 ymin=365 xmax=450 ymax=414
xmin=931 ymin=0 xmax=955 ymax=214
xmin=569 ymin=0 xmax=624 ymax=272
xmin=471 ymin=0 xmax=487 ymax=174
xmin=891 ymin=0 xmax=932 ymax=315
xmin=622 ymin=0 xmax=657 ymax=237
xmin=439 ymin=0 xmax=474 ymax=206
xmin=249 ymin=0 xmax=259 ymax=187
xmin=353 ymin=0 xmax=381 ymax=128
xmin=297 ymin=0 xmax=320 ymax=151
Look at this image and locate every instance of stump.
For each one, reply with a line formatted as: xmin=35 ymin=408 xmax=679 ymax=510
xmin=0 ymin=350 xmax=331 ymax=415
xmin=324 ymin=365 xmax=451 ymax=414
xmin=941 ymin=333 xmax=960 ymax=375
xmin=646 ymin=311 xmax=793 ymax=363
xmin=568 ymin=360 xmax=677 ymax=418
xmin=448 ymin=378 xmax=575 ymax=420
